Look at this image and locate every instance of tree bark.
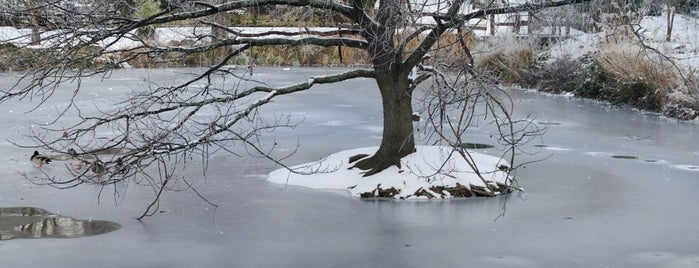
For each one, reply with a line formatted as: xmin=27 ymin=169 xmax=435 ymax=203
xmin=29 ymin=0 xmax=41 ymax=45
xmin=212 ymin=0 xmax=232 ymax=62
xmin=352 ymin=70 xmax=416 ymax=176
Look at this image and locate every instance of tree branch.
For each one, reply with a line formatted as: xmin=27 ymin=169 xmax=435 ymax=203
xmin=236 ymin=36 xmax=369 ymax=49
xmin=430 ymin=0 xmax=594 ymax=24
xmin=402 ymin=0 xmax=467 ymax=71
xmin=200 ymin=21 xmax=363 ymax=38
xmin=147 ymin=0 xmax=355 ymax=26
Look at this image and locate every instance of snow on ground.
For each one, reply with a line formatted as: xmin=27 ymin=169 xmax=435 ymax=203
xmin=547 ymin=31 xmax=605 ymax=60
xmin=4 ymin=11 xmax=693 ymax=68
xmin=638 ymin=14 xmax=699 ymax=70
xmin=549 ymin=13 xmax=699 ymax=69
xmin=268 ymin=146 xmax=511 ymax=198
xmin=0 ymin=26 xmax=28 ymax=44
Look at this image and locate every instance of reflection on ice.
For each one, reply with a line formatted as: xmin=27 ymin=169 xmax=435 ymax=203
xmin=0 ymin=207 xmax=120 ymax=240
xmin=533 ymin=144 xmax=572 ymax=151
xmin=535 ymin=120 xmax=562 ymax=126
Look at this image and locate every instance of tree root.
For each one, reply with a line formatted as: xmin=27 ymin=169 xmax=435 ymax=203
xmin=358 ymin=182 xmax=512 ymax=199
xmin=348 ymin=154 xmax=369 ymax=164
xmin=350 ymin=154 xmax=402 ymax=177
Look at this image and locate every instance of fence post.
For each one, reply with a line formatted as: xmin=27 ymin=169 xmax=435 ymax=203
xmin=666 ymin=6 xmax=675 ymax=42
xmin=249 ymin=43 xmax=254 ymax=76
xmin=338 ymin=26 xmax=344 ymax=65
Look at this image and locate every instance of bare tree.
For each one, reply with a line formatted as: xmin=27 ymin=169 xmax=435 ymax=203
xmin=1 ymin=0 xmax=590 ymax=218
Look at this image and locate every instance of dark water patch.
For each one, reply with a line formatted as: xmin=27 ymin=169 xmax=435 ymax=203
xmin=455 ymin=143 xmax=495 ymax=149
xmin=678 ymin=165 xmax=699 ymax=170
xmin=612 ymin=155 xmax=638 ymax=160
xmin=0 ymin=207 xmax=120 ymax=240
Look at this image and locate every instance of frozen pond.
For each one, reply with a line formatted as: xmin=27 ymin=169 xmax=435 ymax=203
xmin=1 ymin=67 xmax=698 ymax=267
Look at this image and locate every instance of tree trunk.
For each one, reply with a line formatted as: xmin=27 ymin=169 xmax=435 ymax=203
xmin=352 ymin=71 xmax=416 ymax=176
xmin=29 ymin=0 xmax=41 ymax=45
xmin=212 ymin=0 xmax=232 ymax=64
xmin=31 ymin=25 xmax=40 ymax=46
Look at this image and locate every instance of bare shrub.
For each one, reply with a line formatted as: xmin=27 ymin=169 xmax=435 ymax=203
xmin=404 ymin=30 xmax=478 ymax=67
xmin=537 ymin=55 xmax=584 ymax=93
xmin=595 ymin=45 xmax=682 ymax=110
xmin=475 ymin=46 xmax=540 ymax=86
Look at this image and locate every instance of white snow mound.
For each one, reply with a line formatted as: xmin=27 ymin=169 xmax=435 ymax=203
xmin=267 ymin=146 xmax=511 ymax=198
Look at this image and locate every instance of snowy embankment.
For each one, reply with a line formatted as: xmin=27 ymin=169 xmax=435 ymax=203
xmin=535 ymin=13 xmax=699 ymax=120
xmin=550 ymin=13 xmax=699 ymax=70
xmin=267 ymin=146 xmax=512 ymax=199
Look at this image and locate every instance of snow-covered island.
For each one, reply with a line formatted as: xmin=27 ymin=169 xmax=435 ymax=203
xmin=268 ymin=146 xmax=512 ymax=199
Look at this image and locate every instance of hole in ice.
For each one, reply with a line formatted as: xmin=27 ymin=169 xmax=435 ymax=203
xmin=675 ymin=165 xmax=699 ymax=171
xmin=612 ymin=155 xmax=638 ymax=160
xmin=455 ymin=143 xmax=495 ymax=149
xmin=0 ymin=207 xmax=120 ymax=240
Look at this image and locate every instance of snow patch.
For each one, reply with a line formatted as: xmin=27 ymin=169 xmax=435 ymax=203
xmin=267 ymin=146 xmax=511 ymax=198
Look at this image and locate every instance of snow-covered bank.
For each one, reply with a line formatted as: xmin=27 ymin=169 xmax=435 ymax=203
xmin=267 ymin=146 xmax=512 ymax=199
xmin=550 ymin=13 xmax=699 ymax=70
xmin=484 ymin=12 xmax=699 ymax=120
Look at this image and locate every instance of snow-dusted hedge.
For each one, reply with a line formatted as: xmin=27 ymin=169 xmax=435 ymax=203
xmin=476 ymin=47 xmax=698 ymax=120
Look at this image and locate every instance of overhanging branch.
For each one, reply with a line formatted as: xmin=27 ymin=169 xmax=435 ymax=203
xmin=75 ymin=69 xmax=376 ymax=134
xmin=403 ymin=0 xmax=467 ymax=72
xmin=201 ymin=21 xmax=363 ymax=38
xmin=431 ymin=0 xmax=594 ymax=24
xmin=148 ymin=0 xmax=355 ymax=26
xmin=236 ymin=36 xmax=369 ymax=49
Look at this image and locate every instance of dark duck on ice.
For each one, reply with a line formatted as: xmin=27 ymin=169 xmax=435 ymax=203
xmin=31 ymin=151 xmax=51 ymax=169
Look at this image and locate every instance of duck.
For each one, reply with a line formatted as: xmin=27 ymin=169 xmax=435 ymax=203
xmin=30 ymin=151 xmax=51 ymax=169
xmin=67 ymin=148 xmax=91 ymax=170
xmin=90 ymin=157 xmax=107 ymax=177
xmin=113 ymin=158 xmax=130 ymax=175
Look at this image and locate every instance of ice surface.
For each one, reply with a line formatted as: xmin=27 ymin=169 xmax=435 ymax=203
xmin=1 ymin=68 xmax=699 ymax=268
